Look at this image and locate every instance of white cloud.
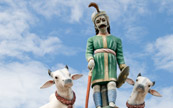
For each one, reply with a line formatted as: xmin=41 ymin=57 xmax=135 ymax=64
xmin=30 ymin=0 xmax=150 ymax=24
xmin=122 ymin=52 xmax=147 ymax=80
xmin=0 ymin=31 xmax=78 ymax=59
xmin=28 ymin=0 xmax=151 ymax=43
xmin=0 ymin=3 xmax=33 ymax=40
xmin=146 ymin=86 xmax=173 ymax=108
xmin=0 ymin=61 xmax=51 ymax=108
xmin=146 ymin=35 xmax=173 ymax=72
xmin=0 ymin=0 xmax=80 ymax=60
xmin=154 ymin=0 xmax=173 ymax=15
xmin=30 ymin=0 xmax=61 ymax=19
xmin=30 ymin=0 xmax=86 ymax=22
xmin=0 ymin=33 xmax=62 ymax=58
xmin=100 ymin=0 xmax=149 ymax=23
xmin=70 ymin=2 xmax=83 ymax=22
xmin=124 ymin=26 xmax=147 ymax=42
xmin=116 ymin=88 xmax=132 ymax=107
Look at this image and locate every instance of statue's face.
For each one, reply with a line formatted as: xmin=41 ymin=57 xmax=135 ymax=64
xmin=95 ymin=15 xmax=108 ymax=31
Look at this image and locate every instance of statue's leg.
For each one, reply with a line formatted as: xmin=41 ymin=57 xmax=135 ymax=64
xmin=93 ymin=85 xmax=102 ymax=108
xmin=107 ymin=81 xmax=117 ymax=107
xmin=101 ymin=85 xmax=108 ymax=107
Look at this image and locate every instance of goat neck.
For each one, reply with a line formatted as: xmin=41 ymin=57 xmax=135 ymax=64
xmin=127 ymin=88 xmax=146 ymax=105
xmin=56 ymin=85 xmax=73 ymax=100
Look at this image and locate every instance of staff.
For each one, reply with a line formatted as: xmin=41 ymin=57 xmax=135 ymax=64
xmin=85 ymin=68 xmax=93 ymax=108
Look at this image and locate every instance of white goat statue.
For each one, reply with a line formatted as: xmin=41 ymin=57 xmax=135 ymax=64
xmin=125 ymin=73 xmax=162 ymax=108
xmin=40 ymin=65 xmax=83 ymax=108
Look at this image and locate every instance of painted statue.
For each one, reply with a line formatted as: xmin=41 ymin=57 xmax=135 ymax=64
xmin=126 ymin=73 xmax=162 ymax=108
xmin=40 ymin=66 xmax=83 ymax=108
xmin=85 ymin=2 xmax=129 ymax=108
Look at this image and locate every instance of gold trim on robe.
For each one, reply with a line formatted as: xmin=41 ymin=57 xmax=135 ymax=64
xmin=102 ymin=36 xmax=109 ymax=81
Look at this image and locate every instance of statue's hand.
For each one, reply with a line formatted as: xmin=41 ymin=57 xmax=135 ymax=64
xmin=88 ymin=59 xmax=95 ymax=70
xmin=119 ymin=64 xmax=127 ymax=71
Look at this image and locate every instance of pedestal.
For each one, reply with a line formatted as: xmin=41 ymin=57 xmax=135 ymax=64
xmin=102 ymin=106 xmax=114 ymax=108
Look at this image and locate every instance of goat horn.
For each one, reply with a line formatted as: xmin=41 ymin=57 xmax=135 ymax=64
xmin=88 ymin=2 xmax=100 ymax=13
xmin=152 ymin=81 xmax=155 ymax=86
xmin=137 ymin=73 xmax=142 ymax=77
xmin=65 ymin=65 xmax=69 ymax=70
xmin=48 ymin=69 xmax=52 ymax=77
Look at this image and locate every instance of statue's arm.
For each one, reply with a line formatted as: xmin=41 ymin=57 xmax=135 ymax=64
xmin=116 ymin=38 xmax=126 ymax=70
xmin=86 ymin=37 xmax=94 ymax=62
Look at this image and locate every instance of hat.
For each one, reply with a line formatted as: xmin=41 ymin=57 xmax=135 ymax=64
xmin=88 ymin=2 xmax=109 ymax=25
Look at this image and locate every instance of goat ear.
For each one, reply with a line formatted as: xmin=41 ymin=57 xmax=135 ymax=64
xmin=40 ymin=80 xmax=54 ymax=89
xmin=72 ymin=74 xmax=83 ymax=80
xmin=137 ymin=73 xmax=142 ymax=77
xmin=126 ymin=78 xmax=135 ymax=86
xmin=149 ymin=89 xmax=162 ymax=97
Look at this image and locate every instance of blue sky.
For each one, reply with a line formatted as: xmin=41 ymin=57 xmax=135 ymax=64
xmin=0 ymin=0 xmax=173 ymax=108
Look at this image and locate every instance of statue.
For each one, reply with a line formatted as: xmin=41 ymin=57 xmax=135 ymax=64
xmin=126 ymin=73 xmax=162 ymax=108
xmin=40 ymin=66 xmax=83 ymax=108
xmin=85 ymin=2 xmax=129 ymax=108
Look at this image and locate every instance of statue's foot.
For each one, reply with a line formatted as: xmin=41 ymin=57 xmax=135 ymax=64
xmin=109 ymin=102 xmax=119 ymax=108
xmin=114 ymin=106 xmax=119 ymax=108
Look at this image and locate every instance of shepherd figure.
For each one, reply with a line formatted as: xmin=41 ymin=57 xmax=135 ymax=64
xmin=85 ymin=2 xmax=129 ymax=108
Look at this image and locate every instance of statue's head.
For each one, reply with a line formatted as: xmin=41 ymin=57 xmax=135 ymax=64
xmin=95 ymin=15 xmax=109 ymax=32
xmin=89 ymin=2 xmax=110 ymax=35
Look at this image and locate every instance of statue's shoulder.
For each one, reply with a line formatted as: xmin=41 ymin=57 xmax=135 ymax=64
xmin=110 ymin=35 xmax=121 ymax=41
xmin=87 ymin=35 xmax=97 ymax=41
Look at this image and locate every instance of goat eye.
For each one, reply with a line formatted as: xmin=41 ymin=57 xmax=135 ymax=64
xmin=148 ymin=85 xmax=151 ymax=87
xmin=136 ymin=79 xmax=138 ymax=82
xmin=55 ymin=76 xmax=58 ymax=79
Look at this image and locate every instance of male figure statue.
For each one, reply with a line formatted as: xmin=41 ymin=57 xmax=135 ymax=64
xmin=86 ymin=2 xmax=129 ymax=108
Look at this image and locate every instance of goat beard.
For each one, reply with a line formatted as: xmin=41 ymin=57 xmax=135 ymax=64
xmin=64 ymin=83 xmax=73 ymax=88
xmin=56 ymin=83 xmax=71 ymax=91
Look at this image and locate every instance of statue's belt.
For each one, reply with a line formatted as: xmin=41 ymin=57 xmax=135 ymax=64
xmin=94 ymin=48 xmax=116 ymax=56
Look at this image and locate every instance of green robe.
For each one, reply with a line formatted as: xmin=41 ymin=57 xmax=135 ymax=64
xmin=86 ymin=35 xmax=125 ymax=87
